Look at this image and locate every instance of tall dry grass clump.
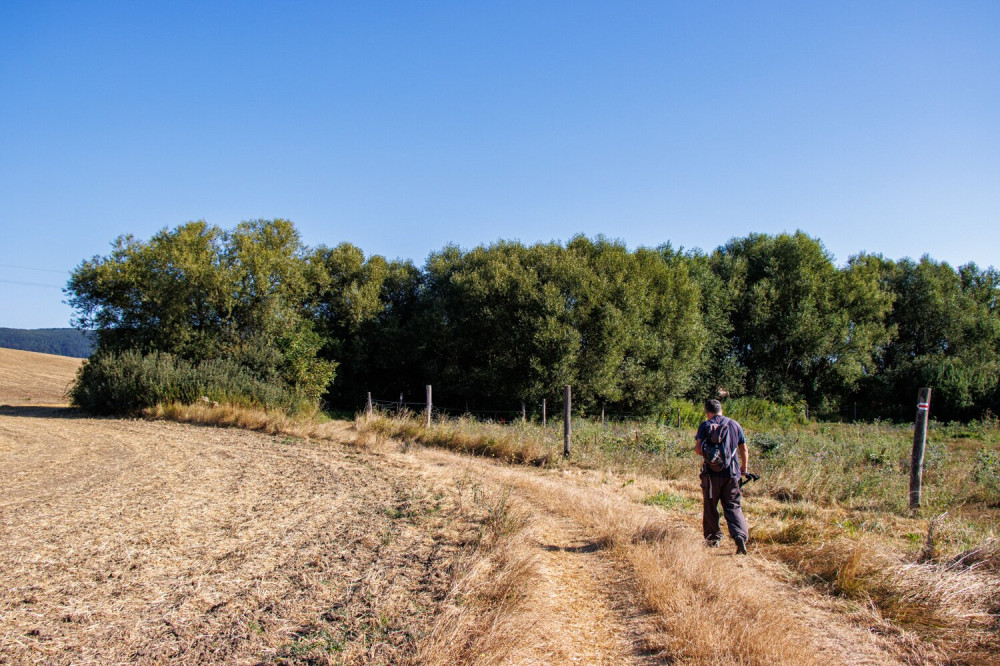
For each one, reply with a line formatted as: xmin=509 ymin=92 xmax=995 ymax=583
xmin=414 ymin=489 xmax=542 ymax=665
xmin=146 ymin=402 xmax=353 ymax=444
xmin=771 ymin=535 xmax=999 ymax=660
xmin=357 ymin=411 xmax=553 ymax=464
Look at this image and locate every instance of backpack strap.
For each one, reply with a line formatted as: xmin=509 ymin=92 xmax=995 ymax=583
xmin=718 ymin=417 xmax=738 ymax=469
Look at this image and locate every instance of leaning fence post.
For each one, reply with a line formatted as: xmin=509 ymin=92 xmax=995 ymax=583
xmin=563 ymin=385 xmax=572 ymax=457
xmin=425 ymin=385 xmax=432 ymax=428
xmin=542 ymin=398 xmax=547 ymax=427
xmin=910 ymin=387 xmax=932 ymax=510
xmin=366 ymin=391 xmax=373 ymax=416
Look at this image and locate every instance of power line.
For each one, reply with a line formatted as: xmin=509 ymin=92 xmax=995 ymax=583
xmin=0 ymin=262 xmax=69 ymax=274
xmin=0 ymin=278 xmax=63 ymax=289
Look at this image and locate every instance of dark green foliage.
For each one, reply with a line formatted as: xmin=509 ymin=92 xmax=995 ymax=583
xmin=868 ymin=258 xmax=1000 ymax=420
xmin=65 ymin=219 xmax=1000 ymax=421
xmin=69 ymin=351 xmax=312 ymax=415
xmin=712 ymin=232 xmax=894 ymax=411
xmin=67 ymin=220 xmax=335 ymax=414
xmin=304 ymin=243 xmax=421 ymax=405
xmin=404 ymin=237 xmax=705 ymax=413
xmin=0 ymin=328 xmax=94 ymax=358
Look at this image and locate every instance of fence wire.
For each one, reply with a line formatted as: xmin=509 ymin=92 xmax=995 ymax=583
xmin=365 ymin=393 xmax=682 ymax=426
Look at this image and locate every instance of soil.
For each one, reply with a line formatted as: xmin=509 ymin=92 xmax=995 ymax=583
xmin=0 ymin=408 xmax=471 ymax=664
xmin=1 ymin=351 xmax=909 ymax=664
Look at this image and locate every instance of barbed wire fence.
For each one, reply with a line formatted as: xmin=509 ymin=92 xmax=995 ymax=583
xmin=362 ymin=385 xmax=693 ymax=456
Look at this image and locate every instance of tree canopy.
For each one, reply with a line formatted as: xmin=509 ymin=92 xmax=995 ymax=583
xmin=68 ymin=220 xmax=1000 ymax=420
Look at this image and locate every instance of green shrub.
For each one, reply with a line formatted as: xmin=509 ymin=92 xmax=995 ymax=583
xmin=657 ymin=399 xmax=706 ymax=428
xmin=971 ymin=448 xmax=1000 ymax=503
xmin=656 ymin=397 xmax=807 ymax=430
xmin=724 ymin=397 xmax=807 ymax=427
xmin=753 ymin=432 xmax=788 ymax=456
xmin=69 ymin=350 xmax=315 ymax=415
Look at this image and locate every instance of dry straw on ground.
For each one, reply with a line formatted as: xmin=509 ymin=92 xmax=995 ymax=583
xmin=0 ymin=347 xmax=82 ymax=405
xmin=5 ymin=351 xmax=999 ymax=664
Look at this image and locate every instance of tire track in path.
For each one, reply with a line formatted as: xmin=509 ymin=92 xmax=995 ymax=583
xmin=409 ymin=449 xmax=666 ymax=665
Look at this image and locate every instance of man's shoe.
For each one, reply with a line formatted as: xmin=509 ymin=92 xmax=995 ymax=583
xmin=704 ymin=538 xmax=720 ymax=548
xmin=734 ymin=536 xmax=747 ymax=555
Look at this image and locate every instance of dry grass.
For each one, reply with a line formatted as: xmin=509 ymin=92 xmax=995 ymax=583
xmin=13 ymin=347 xmax=996 ymax=664
xmin=738 ymin=497 xmax=1000 ymax=662
xmin=413 ymin=488 xmax=542 ymax=665
xmin=763 ymin=536 xmax=999 ymax=662
xmin=524 ymin=482 xmax=826 ymax=665
xmin=357 ymin=411 xmax=554 ymax=465
xmin=0 ymin=409 xmax=486 ymax=664
xmin=146 ymin=401 xmax=357 ymax=445
xmin=0 ymin=347 xmax=82 ymax=405
xmin=151 ymin=405 xmax=1000 ymax=663
xmin=952 ymin=538 xmax=1000 ymax=572
xmin=0 ymin=337 xmax=552 ymax=666
xmin=358 ymin=409 xmax=1000 ymax=662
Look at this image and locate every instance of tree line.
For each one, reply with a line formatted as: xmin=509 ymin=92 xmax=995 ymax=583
xmin=67 ymin=219 xmax=1000 ymax=420
xmin=0 ymin=328 xmax=94 ymax=358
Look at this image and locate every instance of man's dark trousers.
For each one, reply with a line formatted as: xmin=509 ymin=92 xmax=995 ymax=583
xmin=701 ymin=473 xmax=749 ymax=542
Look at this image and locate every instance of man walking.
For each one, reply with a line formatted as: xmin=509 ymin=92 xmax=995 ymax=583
xmin=695 ymin=399 xmax=750 ymax=554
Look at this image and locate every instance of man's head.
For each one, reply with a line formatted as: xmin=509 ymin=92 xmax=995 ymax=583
xmin=704 ymin=399 xmax=723 ymax=417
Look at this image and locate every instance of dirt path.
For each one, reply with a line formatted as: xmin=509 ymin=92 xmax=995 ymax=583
xmin=527 ymin=512 xmax=649 ymax=664
xmin=408 ymin=448 xmax=906 ymax=665
xmin=402 ymin=450 xmax=663 ymax=665
xmin=1 ymin=401 xmax=911 ymax=665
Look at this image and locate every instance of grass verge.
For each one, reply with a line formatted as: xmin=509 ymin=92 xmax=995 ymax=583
xmin=413 ymin=488 xmax=541 ymax=665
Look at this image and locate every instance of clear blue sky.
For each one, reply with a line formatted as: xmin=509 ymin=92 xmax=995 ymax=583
xmin=2 ymin=1 xmax=998 ymax=328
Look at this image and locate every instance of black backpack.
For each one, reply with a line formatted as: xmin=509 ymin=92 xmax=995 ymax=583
xmin=702 ymin=417 xmax=734 ymax=474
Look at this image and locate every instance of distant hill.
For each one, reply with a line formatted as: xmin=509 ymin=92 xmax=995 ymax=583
xmin=0 ymin=328 xmax=94 ymax=358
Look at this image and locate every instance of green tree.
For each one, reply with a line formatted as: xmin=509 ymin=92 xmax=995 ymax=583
xmin=304 ymin=242 xmax=423 ymax=404
xmin=565 ymin=237 xmax=705 ymax=411
xmin=67 ymin=221 xmax=231 ymax=358
xmin=879 ymin=258 xmax=1000 ymax=418
xmin=67 ymin=219 xmax=335 ymax=408
xmin=713 ymin=231 xmax=892 ymax=411
xmin=420 ymin=241 xmax=580 ymax=409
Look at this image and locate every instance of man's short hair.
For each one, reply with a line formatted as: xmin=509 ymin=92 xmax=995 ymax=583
xmin=704 ymin=399 xmax=723 ymax=415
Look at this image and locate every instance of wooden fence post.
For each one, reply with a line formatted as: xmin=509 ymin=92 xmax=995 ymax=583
xmin=563 ymin=385 xmax=571 ymax=457
xmin=426 ymin=385 xmax=432 ymax=428
xmin=910 ymin=388 xmax=932 ymax=510
xmin=522 ymin=401 xmax=526 ymax=423
xmin=601 ymin=406 xmax=605 ymax=428
xmin=366 ymin=391 xmax=373 ymax=416
xmin=542 ymin=398 xmax=547 ymax=427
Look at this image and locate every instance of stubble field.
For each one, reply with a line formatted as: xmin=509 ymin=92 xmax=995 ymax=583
xmin=2 ymin=348 xmax=996 ymax=664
